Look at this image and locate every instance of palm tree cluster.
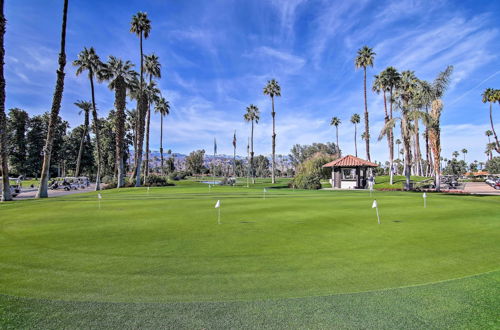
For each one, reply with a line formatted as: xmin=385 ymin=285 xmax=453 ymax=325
xmin=482 ymin=88 xmax=500 ymax=157
xmin=242 ymin=79 xmax=282 ymax=185
xmin=30 ymin=8 xmax=171 ymax=197
xmin=330 ymin=45 xmax=454 ymax=191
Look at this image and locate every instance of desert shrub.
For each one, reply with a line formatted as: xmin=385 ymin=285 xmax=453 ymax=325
xmin=168 ymin=171 xmax=188 ymax=181
xmin=291 ymin=153 xmax=336 ymax=190
xmin=144 ymin=174 xmax=173 ymax=187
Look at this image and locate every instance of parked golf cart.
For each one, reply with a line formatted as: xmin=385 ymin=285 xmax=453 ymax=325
xmin=0 ymin=177 xmax=22 ymax=197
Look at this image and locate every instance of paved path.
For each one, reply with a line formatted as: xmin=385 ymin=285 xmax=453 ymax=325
xmin=463 ymin=182 xmax=500 ymax=195
xmin=14 ymin=184 xmax=97 ymax=200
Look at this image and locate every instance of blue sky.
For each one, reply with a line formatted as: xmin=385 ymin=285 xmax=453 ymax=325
xmin=4 ymin=0 xmax=500 ymax=163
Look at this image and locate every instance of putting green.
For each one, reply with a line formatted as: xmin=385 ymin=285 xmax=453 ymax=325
xmin=0 ymin=181 xmax=498 ymax=304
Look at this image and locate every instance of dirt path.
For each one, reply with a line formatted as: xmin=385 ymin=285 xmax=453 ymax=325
xmin=463 ymin=182 xmax=500 ymax=195
xmin=14 ymin=184 xmax=97 ymax=200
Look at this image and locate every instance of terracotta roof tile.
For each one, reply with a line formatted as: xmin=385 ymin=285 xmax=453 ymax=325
xmin=322 ymin=155 xmax=379 ymax=168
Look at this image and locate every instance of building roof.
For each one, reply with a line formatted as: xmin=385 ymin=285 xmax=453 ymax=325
xmin=322 ymin=155 xmax=379 ymax=168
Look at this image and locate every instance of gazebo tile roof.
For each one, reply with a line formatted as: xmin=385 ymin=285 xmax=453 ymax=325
xmin=322 ymin=155 xmax=378 ymax=168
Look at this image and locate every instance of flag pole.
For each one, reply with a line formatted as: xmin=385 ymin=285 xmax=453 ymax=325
xmin=218 ymin=207 xmax=221 ymax=224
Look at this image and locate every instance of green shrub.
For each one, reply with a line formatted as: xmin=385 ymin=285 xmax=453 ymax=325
xmin=144 ymin=174 xmax=173 ymax=187
xmin=168 ymin=171 xmax=188 ymax=181
xmin=291 ymin=153 xmax=336 ymax=190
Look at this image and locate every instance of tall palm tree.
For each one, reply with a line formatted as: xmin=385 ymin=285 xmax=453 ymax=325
xmin=232 ymin=130 xmax=237 ymax=177
xmin=461 ymin=148 xmax=468 ymax=162
xmin=72 ymin=47 xmax=104 ymax=191
xmin=452 ymin=151 xmax=459 ymax=159
xmin=330 ymin=116 xmax=341 ymax=153
xmin=154 ymin=96 xmax=170 ymax=175
xmin=130 ymin=11 xmax=151 ymax=186
xmin=422 ymin=66 xmax=453 ymax=191
xmin=482 ymin=88 xmax=500 ymax=154
xmin=263 ymin=79 xmax=281 ymax=184
xmin=143 ymin=53 xmax=161 ymax=178
xmin=0 ymin=0 xmax=13 ymax=201
xmin=395 ymin=139 xmax=401 ymax=159
xmin=74 ymin=100 xmax=91 ymax=177
xmin=244 ymin=104 xmax=260 ymax=184
xmin=397 ymin=70 xmax=418 ymax=190
xmin=36 ymin=0 xmax=68 ymax=199
xmin=99 ymin=56 xmax=137 ymax=187
xmin=355 ymin=46 xmax=375 ymax=161
xmin=350 ymin=114 xmax=360 ymax=157
xmin=383 ymin=67 xmax=400 ymax=183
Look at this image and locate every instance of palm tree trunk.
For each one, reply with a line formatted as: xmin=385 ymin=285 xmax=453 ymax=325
xmin=414 ymin=118 xmax=422 ymax=176
xmin=489 ymin=102 xmax=500 ymax=153
xmin=144 ymin=103 xmax=151 ymax=179
xmin=36 ymin=0 xmax=68 ymax=199
xmin=115 ymin=79 xmax=126 ymax=188
xmin=251 ymin=120 xmax=255 ymax=184
xmin=388 ymin=88 xmax=394 ymax=185
xmin=75 ymin=121 xmax=87 ymax=177
xmin=354 ymin=123 xmax=357 ymax=157
xmin=134 ymin=32 xmax=145 ymax=187
xmin=336 ymin=126 xmax=339 ymax=153
xmin=363 ymin=67 xmax=370 ymax=161
xmin=160 ymin=114 xmax=164 ymax=175
xmin=89 ymin=74 xmax=102 ymax=191
xmin=0 ymin=0 xmax=10 ymax=201
xmin=402 ymin=106 xmax=412 ymax=190
xmin=271 ymin=96 xmax=276 ymax=184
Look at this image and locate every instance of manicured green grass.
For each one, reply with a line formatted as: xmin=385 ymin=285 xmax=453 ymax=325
xmin=0 ymin=181 xmax=498 ymax=328
xmin=374 ymin=175 xmax=429 ymax=189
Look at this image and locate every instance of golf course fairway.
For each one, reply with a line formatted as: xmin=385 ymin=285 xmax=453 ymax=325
xmin=0 ymin=181 xmax=499 ymax=328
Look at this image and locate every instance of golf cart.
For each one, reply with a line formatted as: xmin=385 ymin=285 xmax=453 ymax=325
xmin=49 ymin=177 xmax=90 ymax=191
xmin=0 ymin=177 xmax=22 ymax=197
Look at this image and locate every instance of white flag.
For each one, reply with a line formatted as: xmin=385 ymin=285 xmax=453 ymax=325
xmin=98 ymin=193 xmax=102 ymax=199
xmin=372 ymin=200 xmax=377 ymax=208
xmin=215 ymin=200 xmax=220 ymax=208
xmin=423 ymin=192 xmax=427 ymax=198
xmin=264 ymin=188 xmax=267 ymax=193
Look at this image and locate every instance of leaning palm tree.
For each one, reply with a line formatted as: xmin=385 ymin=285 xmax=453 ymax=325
xmin=355 ymin=45 xmax=375 ymax=161
xmin=74 ymin=100 xmax=91 ymax=177
xmin=72 ymin=47 xmax=104 ymax=191
xmin=244 ymin=104 xmax=260 ymax=184
xmin=99 ymin=56 xmax=137 ymax=187
xmin=263 ymin=79 xmax=281 ymax=184
xmin=143 ymin=53 xmax=161 ymax=178
xmin=350 ymin=114 xmax=360 ymax=157
xmin=482 ymin=88 xmax=500 ymax=154
xmin=130 ymin=11 xmax=151 ymax=186
xmin=154 ymin=96 xmax=170 ymax=175
xmin=330 ymin=116 xmax=341 ymax=153
xmin=36 ymin=0 xmax=68 ymax=199
xmin=461 ymin=148 xmax=468 ymax=162
xmin=422 ymin=66 xmax=453 ymax=191
xmin=0 ymin=0 xmax=14 ymax=201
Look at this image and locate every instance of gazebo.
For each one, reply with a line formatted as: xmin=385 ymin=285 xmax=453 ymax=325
xmin=322 ymin=155 xmax=378 ymax=189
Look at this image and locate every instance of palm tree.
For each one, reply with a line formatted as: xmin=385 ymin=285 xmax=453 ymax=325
xmin=397 ymin=70 xmax=418 ymax=190
xmin=461 ymin=148 xmax=468 ymax=162
xmin=452 ymin=151 xmax=459 ymax=159
xmin=154 ymin=96 xmax=170 ymax=175
xmin=330 ymin=116 xmax=341 ymax=153
xmin=244 ymin=104 xmax=260 ymax=184
xmin=232 ymin=130 xmax=237 ymax=177
xmin=72 ymin=47 xmax=104 ymax=191
xmin=0 ymin=0 xmax=14 ymax=201
xmin=130 ymin=11 xmax=151 ymax=186
xmin=350 ymin=114 xmax=360 ymax=157
xmin=395 ymin=139 xmax=401 ymax=159
xmin=482 ymin=88 xmax=500 ymax=154
xmin=355 ymin=46 xmax=375 ymax=161
xmin=36 ymin=0 xmax=68 ymax=199
xmin=263 ymin=79 xmax=281 ymax=184
xmin=99 ymin=56 xmax=137 ymax=187
xmin=74 ymin=100 xmax=91 ymax=177
xmin=382 ymin=67 xmax=400 ymax=183
xmin=143 ymin=53 xmax=161 ymax=179
xmin=422 ymin=66 xmax=453 ymax=191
